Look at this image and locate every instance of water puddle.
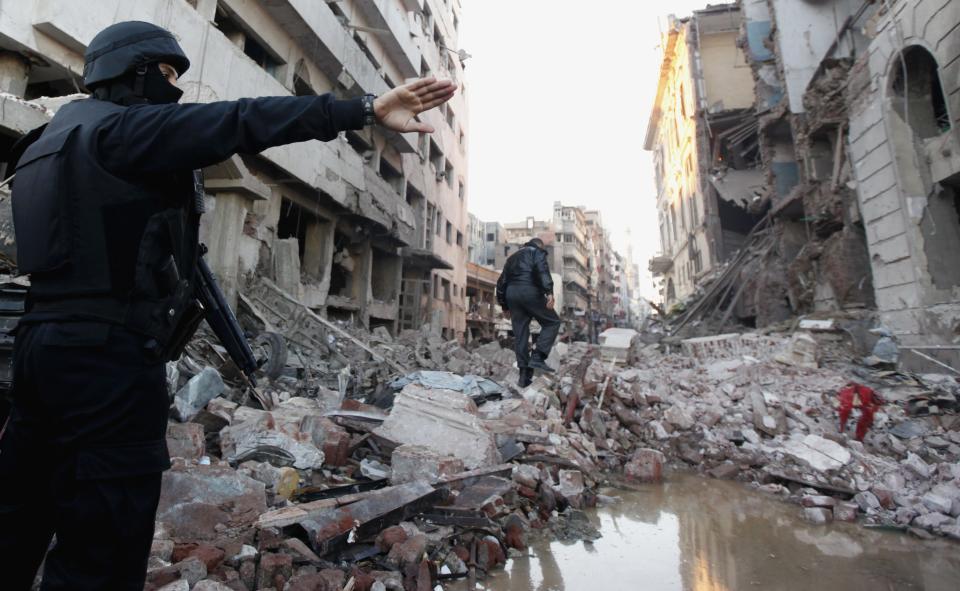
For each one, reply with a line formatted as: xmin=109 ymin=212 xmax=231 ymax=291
xmin=452 ymin=474 xmax=960 ymax=590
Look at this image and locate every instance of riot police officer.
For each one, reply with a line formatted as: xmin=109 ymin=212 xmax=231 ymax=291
xmin=0 ymin=21 xmax=454 ymax=590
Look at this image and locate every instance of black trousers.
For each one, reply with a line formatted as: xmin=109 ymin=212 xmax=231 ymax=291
xmin=0 ymin=322 xmax=170 ymax=591
xmin=506 ymin=284 xmax=562 ymax=368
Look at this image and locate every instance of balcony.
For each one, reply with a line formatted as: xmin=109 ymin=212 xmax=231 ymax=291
xmin=562 ymin=243 xmax=589 ymax=269
xmin=648 ymin=255 xmax=673 ymax=276
xmin=260 ymin=0 xmax=419 ymax=152
xmin=354 ymin=0 xmax=422 ymax=77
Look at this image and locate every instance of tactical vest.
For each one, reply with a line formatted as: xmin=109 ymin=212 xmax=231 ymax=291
xmin=11 ymin=98 xmax=203 ymax=358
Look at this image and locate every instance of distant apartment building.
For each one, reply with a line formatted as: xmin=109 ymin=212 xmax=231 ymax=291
xmin=0 ymin=0 xmax=470 ymax=340
xmin=465 ymin=262 xmax=498 ymax=342
xmin=551 ymin=203 xmax=592 ymax=317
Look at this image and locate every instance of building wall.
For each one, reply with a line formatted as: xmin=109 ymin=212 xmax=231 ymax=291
xmin=699 ymin=30 xmax=754 ymax=112
xmin=846 ymin=0 xmax=960 ymax=366
xmin=767 ymin=0 xmax=863 ymax=114
xmin=0 ymin=0 xmax=468 ymax=338
xmin=399 ymin=0 xmax=469 ymax=341
xmin=646 ymin=17 xmax=714 ymax=306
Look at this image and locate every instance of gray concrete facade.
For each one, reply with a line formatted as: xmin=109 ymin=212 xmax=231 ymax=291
xmin=0 ymin=0 xmax=469 ymax=337
xmin=846 ymin=0 xmax=960 ymax=368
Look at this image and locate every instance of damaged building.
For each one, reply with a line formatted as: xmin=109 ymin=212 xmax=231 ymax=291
xmin=645 ymin=4 xmax=764 ymax=310
xmin=648 ymin=0 xmax=960 ymax=371
xmin=0 ymin=0 xmax=469 ymax=339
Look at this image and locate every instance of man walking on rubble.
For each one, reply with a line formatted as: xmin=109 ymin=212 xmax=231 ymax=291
xmin=0 ymin=21 xmax=454 ymax=591
xmin=497 ymin=237 xmax=563 ymax=388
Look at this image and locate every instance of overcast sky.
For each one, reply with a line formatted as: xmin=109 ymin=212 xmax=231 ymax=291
xmin=459 ymin=0 xmax=712 ymax=299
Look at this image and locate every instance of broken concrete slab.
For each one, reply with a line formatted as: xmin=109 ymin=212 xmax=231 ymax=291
xmin=298 ymin=481 xmax=440 ymax=554
xmin=598 ymin=328 xmax=639 ymax=364
xmin=374 ymin=383 xmax=502 ymax=469
xmin=157 ymin=464 xmax=267 ymax=541
xmin=921 ymin=492 xmax=954 ymax=515
xmin=781 ymin=434 xmax=851 ymax=472
xmin=454 ymin=475 xmax=515 ymax=509
xmin=773 ymin=333 xmax=819 ymax=369
xmin=390 ymin=444 xmax=465 ymax=484
xmin=173 ymin=367 xmax=225 ymax=422
xmin=664 ymin=404 xmax=696 ymax=430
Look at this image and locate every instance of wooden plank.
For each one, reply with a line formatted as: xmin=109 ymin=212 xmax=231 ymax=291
xmin=294 ymin=479 xmax=388 ymax=503
xmin=257 ymin=487 xmax=385 ymax=529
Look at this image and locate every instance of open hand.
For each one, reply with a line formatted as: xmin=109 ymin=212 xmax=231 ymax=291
xmin=373 ymin=77 xmax=457 ymax=133
xmin=546 ymin=295 xmax=556 ymax=310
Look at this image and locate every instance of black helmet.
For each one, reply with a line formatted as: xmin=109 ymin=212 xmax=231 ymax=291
xmin=83 ymin=21 xmax=190 ymax=89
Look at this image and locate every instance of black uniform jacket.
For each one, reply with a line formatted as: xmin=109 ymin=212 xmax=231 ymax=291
xmin=496 ymin=244 xmax=554 ymax=311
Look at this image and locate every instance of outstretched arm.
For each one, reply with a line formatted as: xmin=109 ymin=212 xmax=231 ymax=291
xmin=97 ymin=77 xmax=457 ymax=175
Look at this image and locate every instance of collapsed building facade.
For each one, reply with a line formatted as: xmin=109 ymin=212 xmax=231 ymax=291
xmin=645 ymin=4 xmax=763 ymax=309
xmin=647 ymin=0 xmax=960 ymax=371
xmin=0 ymin=0 xmax=470 ymax=339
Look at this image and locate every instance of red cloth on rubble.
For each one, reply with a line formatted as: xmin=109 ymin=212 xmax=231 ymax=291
xmin=838 ymin=383 xmax=884 ymax=441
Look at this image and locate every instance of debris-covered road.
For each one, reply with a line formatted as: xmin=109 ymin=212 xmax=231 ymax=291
xmin=142 ymin=281 xmax=960 ymax=591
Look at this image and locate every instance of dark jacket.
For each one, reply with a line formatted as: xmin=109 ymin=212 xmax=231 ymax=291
xmin=13 ymin=94 xmax=363 ymax=335
xmin=496 ymin=242 xmax=554 ymax=310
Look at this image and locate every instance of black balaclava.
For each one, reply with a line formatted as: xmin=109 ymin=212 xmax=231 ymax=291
xmin=93 ymin=62 xmax=183 ymax=106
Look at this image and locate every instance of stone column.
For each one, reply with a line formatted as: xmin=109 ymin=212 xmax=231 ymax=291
xmin=203 ymin=191 xmax=248 ymax=309
xmin=356 ymin=240 xmax=373 ymax=328
xmin=193 ymin=0 xmax=219 ymax=22
xmin=0 ymin=51 xmax=30 ymax=97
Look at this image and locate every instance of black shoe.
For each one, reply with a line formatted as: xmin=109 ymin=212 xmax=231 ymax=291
xmin=528 ymin=354 xmax=555 ymax=373
xmin=518 ymin=368 xmax=534 ymax=388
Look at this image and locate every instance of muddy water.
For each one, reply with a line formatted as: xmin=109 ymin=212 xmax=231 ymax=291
xmin=452 ymin=474 xmax=960 ymax=591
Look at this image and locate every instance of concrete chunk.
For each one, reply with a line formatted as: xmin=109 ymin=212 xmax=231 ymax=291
xmin=833 ymin=502 xmax=859 ymax=522
xmin=913 ymin=512 xmax=953 ymax=530
xmin=157 ymin=464 xmax=267 ymax=542
xmin=374 ymin=384 xmax=502 ymax=469
xmin=781 ymin=434 xmax=851 ymax=472
xmin=166 ymin=422 xmax=205 ymax=460
xmin=299 ymin=481 xmax=439 ymax=552
xmin=922 ymin=492 xmax=954 ymax=515
xmin=902 ymin=453 xmax=932 ymax=479
xmin=558 ymin=470 xmax=585 ymax=497
xmin=390 ymin=444 xmax=464 ymax=484
xmin=624 ymin=448 xmax=664 ymax=483
xmin=173 ymin=367 xmax=225 ymax=422
xmin=802 ymin=507 xmax=833 ymax=524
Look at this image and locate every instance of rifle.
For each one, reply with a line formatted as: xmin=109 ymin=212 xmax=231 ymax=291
xmin=195 ymin=245 xmax=260 ymax=390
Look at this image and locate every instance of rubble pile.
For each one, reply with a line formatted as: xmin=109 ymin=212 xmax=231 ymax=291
xmin=532 ymin=332 xmax=960 ymax=541
xmin=148 ymin=287 xmax=599 ymax=591
xmin=150 ymin=280 xmax=959 ymax=590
